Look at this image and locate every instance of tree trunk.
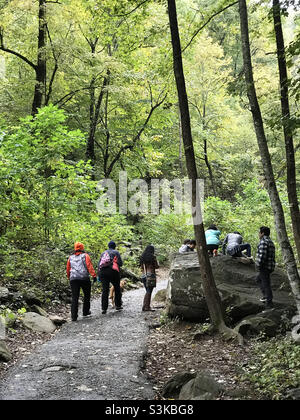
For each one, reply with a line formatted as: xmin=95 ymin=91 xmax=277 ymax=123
xmin=272 ymin=0 xmax=300 ymax=263
xmin=239 ymin=0 xmax=300 ymax=334
xmin=167 ymin=0 xmax=238 ymax=339
xmin=32 ymin=0 xmax=47 ymax=116
xmin=202 ymin=104 xmax=217 ymax=197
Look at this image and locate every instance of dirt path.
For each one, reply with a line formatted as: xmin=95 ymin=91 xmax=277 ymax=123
xmin=0 ymin=276 xmax=168 ymax=400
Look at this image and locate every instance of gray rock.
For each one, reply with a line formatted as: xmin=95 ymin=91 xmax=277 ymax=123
xmin=167 ymin=253 xmax=296 ymax=324
xmin=23 ymin=290 xmax=43 ymax=306
xmin=285 ymin=388 xmax=300 ymax=400
xmin=235 ymin=315 xmax=279 ymax=338
xmin=153 ymin=289 xmax=167 ymax=303
xmin=21 ymin=312 xmax=56 ymax=334
xmin=0 ymin=340 xmax=12 ymax=362
xmin=162 ymin=371 xmax=197 ymax=398
xmin=179 ymin=371 xmax=223 ymax=400
xmin=49 ymin=315 xmax=67 ymax=326
xmin=0 ymin=287 xmax=10 ymax=303
xmin=31 ymin=305 xmax=49 ymax=317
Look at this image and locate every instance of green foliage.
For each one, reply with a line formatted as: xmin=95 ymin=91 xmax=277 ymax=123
xmin=241 ymin=336 xmax=300 ymax=400
xmin=138 ymin=212 xmax=194 ymax=263
xmin=204 ymin=179 xmax=286 ymax=263
xmin=0 ymin=105 xmax=94 ymax=245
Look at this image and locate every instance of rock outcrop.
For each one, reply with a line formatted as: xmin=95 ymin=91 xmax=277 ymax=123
xmin=166 ymin=253 xmax=296 ymax=332
xmin=21 ymin=312 xmax=57 ymax=334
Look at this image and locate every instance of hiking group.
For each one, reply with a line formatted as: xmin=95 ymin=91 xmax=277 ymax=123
xmin=66 ymin=241 xmax=159 ymax=322
xmin=178 ymin=225 xmax=276 ymax=309
xmin=67 ymin=224 xmax=275 ymax=322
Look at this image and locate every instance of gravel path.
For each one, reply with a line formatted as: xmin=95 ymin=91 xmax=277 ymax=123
xmin=0 ymin=277 xmax=168 ymax=400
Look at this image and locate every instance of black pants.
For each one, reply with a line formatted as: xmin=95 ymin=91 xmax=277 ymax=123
xmin=256 ymin=270 xmax=273 ymax=304
xmin=100 ymin=268 xmax=122 ymax=311
xmin=70 ymin=279 xmax=91 ymax=320
xmin=207 ymin=244 xmax=219 ymax=255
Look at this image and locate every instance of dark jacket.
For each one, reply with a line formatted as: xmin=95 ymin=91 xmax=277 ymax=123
xmin=99 ymin=248 xmax=123 ymax=271
xmin=256 ymin=235 xmax=275 ymax=272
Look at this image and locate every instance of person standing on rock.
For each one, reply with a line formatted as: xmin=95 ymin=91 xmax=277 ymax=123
xmin=98 ymin=241 xmax=123 ymax=314
xmin=255 ymin=226 xmax=276 ymax=309
xmin=67 ymin=242 xmax=97 ymax=322
xmin=140 ymin=245 xmax=159 ymax=312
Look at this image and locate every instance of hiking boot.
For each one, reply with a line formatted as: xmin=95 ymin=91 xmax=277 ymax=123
xmin=115 ymin=306 xmax=123 ymax=311
xmin=102 ymin=310 xmax=107 ymax=314
xmin=83 ymin=311 xmax=92 ymax=317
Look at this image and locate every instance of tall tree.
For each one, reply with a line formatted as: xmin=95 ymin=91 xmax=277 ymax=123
xmin=0 ymin=0 xmax=59 ymax=115
xmin=32 ymin=0 xmax=47 ymax=115
xmin=167 ymin=0 xmax=240 ymax=340
xmin=239 ymin=0 xmax=300 ymax=342
xmin=272 ymin=0 xmax=300 ymax=262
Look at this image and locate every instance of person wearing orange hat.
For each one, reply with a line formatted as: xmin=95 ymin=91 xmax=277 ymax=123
xmin=67 ymin=242 xmax=97 ymax=321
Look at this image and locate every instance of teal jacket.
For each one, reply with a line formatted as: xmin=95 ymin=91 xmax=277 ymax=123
xmin=205 ymin=229 xmax=221 ymax=245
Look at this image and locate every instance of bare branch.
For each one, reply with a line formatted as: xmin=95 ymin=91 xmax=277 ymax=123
xmin=0 ymin=27 xmax=37 ymax=70
xmin=182 ymin=1 xmax=239 ymax=53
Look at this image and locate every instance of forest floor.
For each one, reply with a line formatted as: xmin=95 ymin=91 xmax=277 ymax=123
xmin=0 ymin=268 xmax=259 ymax=400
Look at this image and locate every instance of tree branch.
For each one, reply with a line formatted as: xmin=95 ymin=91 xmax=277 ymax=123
xmin=182 ymin=1 xmax=239 ymax=53
xmin=0 ymin=27 xmax=37 ymax=70
xmin=106 ymin=92 xmax=167 ymax=176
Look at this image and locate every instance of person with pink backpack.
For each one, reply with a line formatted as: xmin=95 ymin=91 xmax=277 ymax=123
xmin=98 ymin=241 xmax=123 ymax=314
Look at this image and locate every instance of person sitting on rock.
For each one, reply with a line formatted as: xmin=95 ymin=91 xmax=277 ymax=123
xmin=188 ymin=240 xmax=197 ymax=251
xmin=222 ymin=231 xmax=251 ymax=258
xmin=205 ymin=224 xmax=221 ymax=256
xmin=179 ymin=239 xmax=191 ymax=253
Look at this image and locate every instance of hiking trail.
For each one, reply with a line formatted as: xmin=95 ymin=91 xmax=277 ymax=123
xmin=0 ymin=276 xmax=168 ymax=400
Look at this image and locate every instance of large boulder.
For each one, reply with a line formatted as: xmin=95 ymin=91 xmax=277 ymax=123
xmin=166 ymin=253 xmax=296 ymax=324
xmin=21 ymin=312 xmax=56 ymax=334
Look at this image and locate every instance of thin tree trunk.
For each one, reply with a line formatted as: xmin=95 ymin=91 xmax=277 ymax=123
xmin=202 ymin=104 xmax=217 ymax=197
xmin=239 ymin=0 xmax=300 ymax=337
xmin=273 ymin=0 xmax=300 ymax=262
xmin=167 ymin=0 xmax=239 ymax=340
xmin=32 ymin=0 xmax=47 ymax=115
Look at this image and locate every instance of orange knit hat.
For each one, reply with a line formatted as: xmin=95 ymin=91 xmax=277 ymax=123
xmin=74 ymin=242 xmax=84 ymax=251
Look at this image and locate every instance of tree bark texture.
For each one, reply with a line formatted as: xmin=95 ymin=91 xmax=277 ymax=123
xmin=167 ymin=0 xmax=228 ymax=332
xmin=272 ymin=0 xmax=300 ymax=263
xmin=32 ymin=0 xmax=47 ymax=115
xmin=239 ymin=0 xmax=300 ymax=321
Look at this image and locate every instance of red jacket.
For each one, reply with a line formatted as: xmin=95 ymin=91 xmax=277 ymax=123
xmin=67 ymin=252 xmax=96 ymax=279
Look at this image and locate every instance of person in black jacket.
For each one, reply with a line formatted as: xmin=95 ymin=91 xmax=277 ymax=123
xmin=99 ymin=241 xmax=123 ymax=314
xmin=255 ymin=226 xmax=276 ymax=309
